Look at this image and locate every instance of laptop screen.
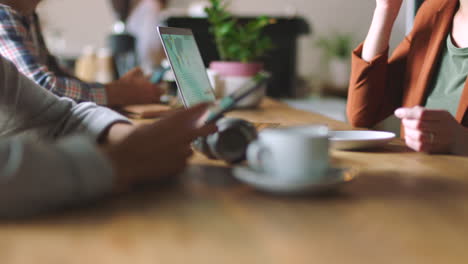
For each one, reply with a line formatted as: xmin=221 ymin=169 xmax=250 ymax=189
xmin=159 ymin=28 xmax=216 ymax=107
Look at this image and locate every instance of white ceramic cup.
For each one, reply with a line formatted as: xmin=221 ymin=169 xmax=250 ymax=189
xmin=247 ymin=125 xmax=330 ymax=181
xmin=222 ymin=76 xmax=266 ymax=108
xmin=206 ymin=69 xmax=222 ymax=97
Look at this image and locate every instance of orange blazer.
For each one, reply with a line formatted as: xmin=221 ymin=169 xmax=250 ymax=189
xmin=347 ymin=0 xmax=467 ymax=128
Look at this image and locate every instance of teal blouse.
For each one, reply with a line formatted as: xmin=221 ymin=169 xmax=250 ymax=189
xmin=425 ymin=34 xmax=468 ymax=116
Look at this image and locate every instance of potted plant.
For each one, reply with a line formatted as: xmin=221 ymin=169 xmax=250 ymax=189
xmin=205 ymin=0 xmax=273 ymax=107
xmin=316 ymin=33 xmax=353 ymax=92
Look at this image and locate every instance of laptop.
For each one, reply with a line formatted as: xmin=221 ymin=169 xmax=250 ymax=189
xmin=157 ymin=27 xmax=216 ymax=108
xmin=158 ymin=26 xmax=270 ymax=123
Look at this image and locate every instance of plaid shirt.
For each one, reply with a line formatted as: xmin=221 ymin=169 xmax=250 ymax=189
xmin=0 ymin=4 xmax=108 ymax=105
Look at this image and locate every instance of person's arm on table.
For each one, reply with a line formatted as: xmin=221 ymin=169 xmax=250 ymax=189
xmin=0 ymin=53 xmax=126 ymax=217
xmin=347 ymin=0 xmax=409 ymax=127
xmin=0 ymin=136 xmax=114 ymax=218
xmin=0 ymin=104 xmax=215 ymax=218
xmin=0 ymin=5 xmax=162 ymax=106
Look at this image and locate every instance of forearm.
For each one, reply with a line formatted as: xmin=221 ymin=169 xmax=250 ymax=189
xmin=348 ymin=44 xmax=395 ymax=128
xmin=348 ymin=2 xmax=407 ymax=127
xmin=57 ymin=100 xmax=132 ymax=142
xmin=49 ymin=77 xmax=108 ymax=105
xmin=362 ymin=6 xmax=399 ymax=62
xmin=0 ymin=136 xmax=114 ymax=218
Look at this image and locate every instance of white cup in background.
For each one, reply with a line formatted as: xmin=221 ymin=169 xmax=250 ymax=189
xmin=208 ymin=62 xmax=266 ymax=108
xmin=247 ymin=125 xmax=330 ymax=181
xmin=222 ymin=76 xmax=266 ymax=108
xmin=206 ymin=69 xmax=223 ymax=98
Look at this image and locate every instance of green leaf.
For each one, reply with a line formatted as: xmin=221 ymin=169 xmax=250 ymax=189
xmin=205 ymin=0 xmax=273 ymax=62
xmin=217 ymin=21 xmax=234 ymax=36
xmin=316 ymin=32 xmax=354 ymax=60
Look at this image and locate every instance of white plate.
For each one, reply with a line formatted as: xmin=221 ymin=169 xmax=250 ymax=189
xmin=330 ymin=130 xmax=396 ymax=150
xmin=232 ymin=167 xmax=357 ymax=194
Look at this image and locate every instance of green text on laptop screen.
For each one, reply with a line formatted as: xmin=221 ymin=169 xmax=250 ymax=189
xmin=161 ymin=34 xmax=215 ymax=106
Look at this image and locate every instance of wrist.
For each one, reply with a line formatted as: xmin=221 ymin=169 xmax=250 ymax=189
xmin=99 ymin=122 xmax=135 ymax=146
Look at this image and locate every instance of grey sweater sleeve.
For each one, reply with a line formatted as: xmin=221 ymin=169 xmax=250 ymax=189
xmin=0 ymin=136 xmax=114 ymax=218
xmin=0 ymin=56 xmax=128 ymax=217
xmin=0 ymin=55 xmax=130 ymax=141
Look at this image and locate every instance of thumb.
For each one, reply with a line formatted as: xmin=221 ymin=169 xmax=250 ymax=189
xmin=395 ymin=106 xmax=424 ymax=120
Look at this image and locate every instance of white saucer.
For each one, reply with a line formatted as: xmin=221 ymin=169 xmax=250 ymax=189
xmin=232 ymin=167 xmax=357 ymax=194
xmin=329 ymin=130 xmax=395 ymax=150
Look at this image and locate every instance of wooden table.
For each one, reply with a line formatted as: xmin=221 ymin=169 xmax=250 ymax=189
xmin=2 ymin=99 xmax=468 ymax=264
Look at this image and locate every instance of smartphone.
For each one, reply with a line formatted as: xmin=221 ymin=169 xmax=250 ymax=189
xmin=150 ymin=66 xmax=171 ymax=84
xmin=205 ymin=71 xmax=271 ymax=124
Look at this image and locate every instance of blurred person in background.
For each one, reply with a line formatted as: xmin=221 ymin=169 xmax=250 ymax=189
xmin=0 ymin=54 xmax=215 ymax=218
xmin=348 ymin=0 xmax=468 ymax=156
xmin=126 ymin=0 xmax=169 ymax=74
xmin=0 ymin=0 xmax=163 ymax=106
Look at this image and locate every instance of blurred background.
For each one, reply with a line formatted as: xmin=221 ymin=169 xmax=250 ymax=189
xmin=37 ymin=0 xmax=420 ymax=129
xmin=38 ymin=0 xmax=407 ymax=77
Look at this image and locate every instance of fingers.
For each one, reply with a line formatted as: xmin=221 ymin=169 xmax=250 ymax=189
xmin=147 ymin=103 xmax=212 ymax=139
xmin=401 ymin=118 xmax=433 ymax=131
xmin=165 ymin=103 xmax=211 ymax=127
xmin=405 ymin=136 xmax=427 ymax=152
xmin=395 ymin=107 xmax=447 ymax=121
xmin=404 ymin=127 xmax=436 ymax=153
xmin=404 ymin=128 xmax=433 ymax=144
xmin=396 ymin=107 xmax=459 ymax=154
xmin=395 ymin=107 xmax=438 ymax=153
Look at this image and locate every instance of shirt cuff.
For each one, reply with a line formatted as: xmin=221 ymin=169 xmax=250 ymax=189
xmin=352 ymin=43 xmax=389 ymax=67
xmin=76 ymin=103 xmax=132 ymax=142
xmin=350 ymin=43 xmax=390 ymax=86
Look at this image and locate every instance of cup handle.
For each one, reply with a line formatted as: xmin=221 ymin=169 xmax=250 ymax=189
xmin=247 ymin=140 xmax=271 ymax=172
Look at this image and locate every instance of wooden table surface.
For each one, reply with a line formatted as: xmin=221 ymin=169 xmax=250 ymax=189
xmin=2 ymin=99 xmax=468 ymax=264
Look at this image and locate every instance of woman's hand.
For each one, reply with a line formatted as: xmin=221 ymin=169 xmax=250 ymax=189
xmin=395 ymin=106 xmax=468 ymax=155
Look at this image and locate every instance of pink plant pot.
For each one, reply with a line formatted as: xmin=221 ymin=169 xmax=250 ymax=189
xmin=209 ymin=61 xmax=266 ymax=108
xmin=209 ymin=61 xmax=263 ymax=77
